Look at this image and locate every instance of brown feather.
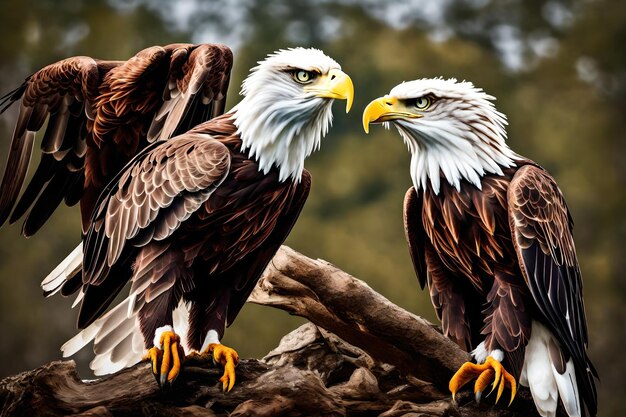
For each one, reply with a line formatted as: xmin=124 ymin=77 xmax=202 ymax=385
xmin=508 ymin=164 xmax=597 ymax=414
xmin=78 ymin=115 xmax=311 ymax=352
xmin=406 ymin=158 xmax=597 ymax=412
xmin=0 ymin=43 xmax=233 ymax=236
xmin=407 ymin=162 xmax=535 ymax=377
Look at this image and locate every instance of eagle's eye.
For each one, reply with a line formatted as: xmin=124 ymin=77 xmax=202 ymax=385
xmin=293 ymin=70 xmax=315 ymax=84
xmin=411 ymin=96 xmax=432 ymax=111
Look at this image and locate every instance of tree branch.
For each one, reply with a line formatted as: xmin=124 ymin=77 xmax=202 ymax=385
xmin=250 ymin=245 xmax=468 ymax=389
xmin=0 ymin=246 xmax=548 ymax=417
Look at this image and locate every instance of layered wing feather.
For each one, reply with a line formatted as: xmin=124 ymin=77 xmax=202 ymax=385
xmin=0 ymin=56 xmax=105 ymax=234
xmin=147 ymin=44 xmax=233 ymax=142
xmin=0 ymin=43 xmax=233 ymax=236
xmin=508 ymin=164 xmax=597 ymax=415
xmin=403 ymin=187 xmax=427 ymax=289
xmin=79 ymin=133 xmax=230 ymax=328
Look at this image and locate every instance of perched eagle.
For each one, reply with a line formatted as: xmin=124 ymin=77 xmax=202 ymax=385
xmin=1 ymin=47 xmax=353 ymax=390
xmin=0 ymin=43 xmax=233 ymax=237
xmin=363 ymin=79 xmax=597 ymax=417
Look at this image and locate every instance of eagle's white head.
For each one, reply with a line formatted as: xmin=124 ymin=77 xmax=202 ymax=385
xmin=233 ymin=48 xmax=354 ymax=182
xmin=362 ymin=78 xmax=519 ymax=194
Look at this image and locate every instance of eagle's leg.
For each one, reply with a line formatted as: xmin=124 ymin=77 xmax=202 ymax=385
xmin=206 ymin=342 xmax=240 ymax=391
xmin=142 ymin=325 xmax=185 ymax=387
xmin=449 ymin=356 xmax=517 ymax=405
xmin=187 ymin=329 xmax=240 ymax=392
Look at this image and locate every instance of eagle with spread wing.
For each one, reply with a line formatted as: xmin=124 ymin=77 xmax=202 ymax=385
xmin=363 ymin=79 xmax=597 ymax=417
xmin=1 ymin=46 xmax=353 ymax=390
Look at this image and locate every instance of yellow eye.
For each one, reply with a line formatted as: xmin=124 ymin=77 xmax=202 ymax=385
xmin=413 ymin=96 xmax=431 ymax=110
xmin=294 ymin=70 xmax=313 ymax=83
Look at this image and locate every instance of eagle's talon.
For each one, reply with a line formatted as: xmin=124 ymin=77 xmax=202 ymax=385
xmin=143 ymin=330 xmax=184 ymax=388
xmin=206 ymin=343 xmax=239 ymax=392
xmin=449 ymin=356 xmax=517 ymax=406
xmin=474 ymin=367 xmax=494 ymax=404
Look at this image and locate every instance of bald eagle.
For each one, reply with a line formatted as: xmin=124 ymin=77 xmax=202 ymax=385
xmin=1 ymin=47 xmax=353 ymax=390
xmin=363 ymin=79 xmax=597 ymax=417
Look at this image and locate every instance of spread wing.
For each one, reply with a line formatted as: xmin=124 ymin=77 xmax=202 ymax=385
xmin=0 ymin=43 xmax=233 ymax=236
xmin=78 ymin=133 xmax=230 ymax=328
xmin=404 ymin=187 xmax=427 ymax=289
xmin=508 ymin=164 xmax=597 ymax=414
xmin=0 ymin=56 xmax=107 ymax=232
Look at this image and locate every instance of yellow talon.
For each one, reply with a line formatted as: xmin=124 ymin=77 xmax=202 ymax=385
xmin=143 ymin=346 xmax=162 ymax=375
xmin=207 ymin=343 xmax=240 ymax=392
xmin=474 ymin=368 xmax=495 ymax=403
xmin=168 ymin=340 xmax=182 ymax=382
xmin=143 ymin=330 xmax=184 ymax=387
xmin=449 ymin=356 xmax=517 ymax=406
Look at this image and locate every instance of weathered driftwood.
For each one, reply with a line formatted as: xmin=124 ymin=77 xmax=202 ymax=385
xmin=0 ymin=246 xmax=549 ymax=417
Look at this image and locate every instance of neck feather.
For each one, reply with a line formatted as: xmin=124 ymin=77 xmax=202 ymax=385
xmin=394 ymin=118 xmax=519 ymax=194
xmin=232 ymin=95 xmax=333 ymax=183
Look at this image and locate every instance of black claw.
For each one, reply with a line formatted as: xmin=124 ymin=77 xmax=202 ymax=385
xmin=152 ymin=369 xmax=161 ymax=387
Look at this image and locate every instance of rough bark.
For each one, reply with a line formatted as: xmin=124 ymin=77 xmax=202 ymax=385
xmin=0 ymin=246 xmax=554 ymax=417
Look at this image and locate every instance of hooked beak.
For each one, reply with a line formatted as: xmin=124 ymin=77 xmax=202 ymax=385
xmin=305 ymin=69 xmax=354 ymax=113
xmin=362 ymin=96 xmax=422 ymax=133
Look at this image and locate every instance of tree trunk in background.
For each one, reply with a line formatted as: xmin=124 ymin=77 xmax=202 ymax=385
xmin=0 ymin=246 xmax=554 ymax=417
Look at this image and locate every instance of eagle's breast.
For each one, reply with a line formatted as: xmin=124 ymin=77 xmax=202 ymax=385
xmin=420 ymin=165 xmax=522 ymax=292
xmin=174 ymin=116 xmax=303 ymax=275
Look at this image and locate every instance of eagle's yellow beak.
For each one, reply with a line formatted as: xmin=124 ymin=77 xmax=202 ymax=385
xmin=305 ymin=69 xmax=354 ymax=113
xmin=362 ymin=96 xmax=422 ymax=133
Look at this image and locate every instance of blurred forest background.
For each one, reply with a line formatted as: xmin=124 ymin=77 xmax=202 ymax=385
xmin=0 ymin=0 xmax=624 ymax=415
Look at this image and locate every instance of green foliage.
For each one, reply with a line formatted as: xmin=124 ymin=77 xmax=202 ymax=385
xmin=0 ymin=0 xmax=624 ymax=414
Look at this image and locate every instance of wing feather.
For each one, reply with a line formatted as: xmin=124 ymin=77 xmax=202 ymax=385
xmin=508 ymin=165 xmax=597 ymax=415
xmin=147 ymin=44 xmax=233 ymax=142
xmin=1 ymin=43 xmax=233 ymax=236
xmin=78 ymin=133 xmax=230 ymax=327
xmin=0 ymin=56 xmax=103 ymax=232
xmin=403 ymin=187 xmax=428 ymax=289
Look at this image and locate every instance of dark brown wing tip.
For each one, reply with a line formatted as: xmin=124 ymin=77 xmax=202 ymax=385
xmin=403 ymin=187 xmax=427 ymax=289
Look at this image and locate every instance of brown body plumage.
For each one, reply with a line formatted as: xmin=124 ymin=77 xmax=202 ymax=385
xmin=79 ymin=115 xmax=310 ymax=347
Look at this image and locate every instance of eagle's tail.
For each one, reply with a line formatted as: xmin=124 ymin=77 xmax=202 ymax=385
xmin=521 ymin=321 xmax=582 ymax=417
xmin=41 ymin=242 xmax=83 ymax=297
xmin=61 ymin=298 xmax=191 ymax=376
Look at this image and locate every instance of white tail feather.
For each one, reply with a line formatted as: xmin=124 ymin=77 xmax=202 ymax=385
xmin=41 ymin=243 xmax=83 ymax=296
xmin=522 ymin=321 xmax=580 ymax=417
xmin=553 ymin=358 xmax=581 ymax=417
xmin=61 ymin=298 xmax=191 ymax=376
